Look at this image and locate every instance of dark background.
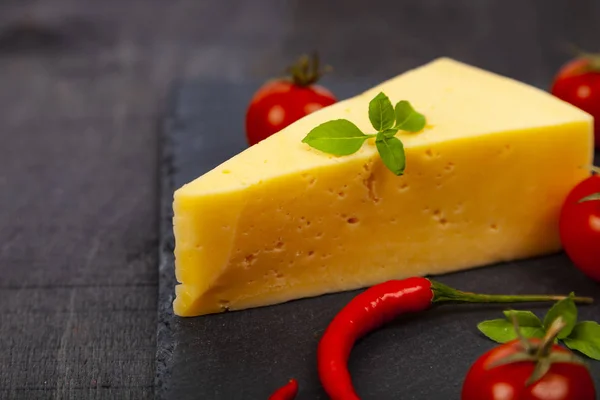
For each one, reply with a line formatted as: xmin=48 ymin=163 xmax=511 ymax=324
xmin=1 ymin=0 xmax=599 ymax=399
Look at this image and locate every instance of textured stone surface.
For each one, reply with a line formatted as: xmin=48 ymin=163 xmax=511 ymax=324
xmin=159 ymin=80 xmax=600 ymax=399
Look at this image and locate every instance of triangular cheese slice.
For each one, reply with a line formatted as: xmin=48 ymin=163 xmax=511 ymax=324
xmin=173 ymin=57 xmax=593 ymax=316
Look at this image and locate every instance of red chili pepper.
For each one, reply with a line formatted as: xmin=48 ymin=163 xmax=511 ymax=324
xmin=316 ymin=277 xmax=593 ymax=400
xmin=268 ymin=378 xmax=298 ymax=400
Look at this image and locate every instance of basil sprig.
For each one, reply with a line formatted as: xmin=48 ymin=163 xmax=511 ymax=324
xmin=478 ymin=295 xmax=600 ymax=360
xmin=302 ymin=92 xmax=426 ymax=175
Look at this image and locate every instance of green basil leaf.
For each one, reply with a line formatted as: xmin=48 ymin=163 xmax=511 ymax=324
xmin=478 ymin=319 xmax=546 ymax=344
xmin=368 ymin=92 xmax=395 ymax=131
xmin=578 ymin=192 xmax=600 ymax=203
xmin=375 ymin=135 xmax=406 ymax=175
xmin=563 ymin=321 xmax=600 ymax=360
xmin=519 ymin=327 xmax=546 ymax=340
xmin=543 ymin=294 xmax=577 ymax=339
xmin=478 ymin=320 xmax=516 ymax=343
xmin=382 ymin=128 xmax=399 ymax=138
xmin=394 ymin=100 xmax=426 ymax=132
xmin=503 ymin=310 xmax=542 ymax=327
xmin=302 ymin=119 xmax=370 ymax=156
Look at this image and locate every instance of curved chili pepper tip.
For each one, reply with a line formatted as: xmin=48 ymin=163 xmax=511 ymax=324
xmin=318 ymin=277 xmax=434 ymax=400
xmin=268 ymin=378 xmax=298 ymax=400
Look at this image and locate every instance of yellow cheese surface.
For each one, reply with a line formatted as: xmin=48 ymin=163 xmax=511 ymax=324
xmin=173 ymin=58 xmax=593 ymax=317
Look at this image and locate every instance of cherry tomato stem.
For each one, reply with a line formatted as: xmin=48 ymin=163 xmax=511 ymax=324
xmin=245 ymin=54 xmax=336 ymax=146
xmin=462 ymin=339 xmax=596 ymax=400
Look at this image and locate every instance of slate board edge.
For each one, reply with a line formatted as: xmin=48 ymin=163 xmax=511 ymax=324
xmin=155 ymin=79 xmax=182 ymax=400
xmin=153 ymin=78 xmax=362 ymax=399
xmin=153 ymin=78 xmax=384 ymax=400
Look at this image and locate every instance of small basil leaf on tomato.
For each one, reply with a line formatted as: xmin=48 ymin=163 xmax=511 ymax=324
xmin=478 ymin=320 xmax=515 ymax=343
xmin=375 ymin=134 xmax=406 ymax=175
xmin=543 ymin=294 xmax=577 ymax=339
xmin=478 ymin=319 xmax=545 ymax=344
xmin=368 ymin=92 xmax=395 ymax=131
xmin=519 ymin=327 xmax=546 ymax=340
xmin=563 ymin=321 xmax=600 ymax=360
xmin=578 ymin=192 xmax=600 ymax=203
xmin=302 ymin=119 xmax=371 ymax=156
xmin=503 ymin=310 xmax=543 ymax=327
xmin=394 ymin=100 xmax=426 ymax=132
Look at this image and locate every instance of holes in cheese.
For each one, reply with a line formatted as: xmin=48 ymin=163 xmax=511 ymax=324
xmin=172 ymin=57 xmax=593 ymax=317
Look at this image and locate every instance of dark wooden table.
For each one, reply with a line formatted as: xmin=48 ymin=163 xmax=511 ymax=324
xmin=1 ymin=1 xmax=598 ymax=399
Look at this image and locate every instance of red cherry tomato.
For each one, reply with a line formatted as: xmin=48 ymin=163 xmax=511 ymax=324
xmin=559 ymin=174 xmax=600 ymax=282
xmin=550 ymin=57 xmax=600 ymax=148
xmin=462 ymin=339 xmax=596 ymax=400
xmin=245 ymin=80 xmax=336 ymax=146
xmin=245 ymin=54 xmax=337 ymax=146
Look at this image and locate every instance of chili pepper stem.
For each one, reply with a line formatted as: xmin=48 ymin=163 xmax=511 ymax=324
xmin=430 ymin=280 xmax=594 ymax=305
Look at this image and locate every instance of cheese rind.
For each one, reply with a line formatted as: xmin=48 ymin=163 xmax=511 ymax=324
xmin=173 ymin=58 xmax=593 ymax=317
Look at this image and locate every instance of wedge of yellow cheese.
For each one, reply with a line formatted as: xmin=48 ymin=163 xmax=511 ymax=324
xmin=173 ymin=57 xmax=593 ymax=317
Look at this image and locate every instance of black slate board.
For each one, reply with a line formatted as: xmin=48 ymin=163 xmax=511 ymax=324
xmin=157 ymin=79 xmax=600 ymax=400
